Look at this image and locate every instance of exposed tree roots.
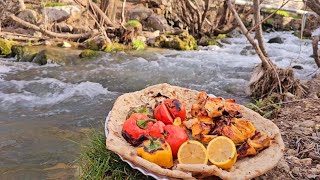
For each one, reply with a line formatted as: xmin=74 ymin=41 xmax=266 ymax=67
xmin=249 ymin=65 xmax=308 ymax=99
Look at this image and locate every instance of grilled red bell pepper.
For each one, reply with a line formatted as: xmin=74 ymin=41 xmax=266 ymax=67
xmin=121 ymin=113 xmax=156 ymax=146
xmin=154 ymin=99 xmax=186 ymax=124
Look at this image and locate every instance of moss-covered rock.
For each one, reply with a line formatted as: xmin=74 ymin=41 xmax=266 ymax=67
xmin=79 ymin=49 xmax=97 ymax=58
xmin=32 ymin=50 xmax=49 ymax=65
xmin=126 ymin=20 xmax=142 ymax=27
xmin=154 ymin=34 xmax=197 ymax=50
xmin=105 ymin=43 xmax=127 ymax=53
xmin=86 ymin=39 xmax=100 ymax=51
xmin=0 ymin=38 xmax=13 ymax=56
xmin=131 ymin=39 xmax=145 ymax=50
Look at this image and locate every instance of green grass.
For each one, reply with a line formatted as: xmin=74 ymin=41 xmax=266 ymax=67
xmin=79 ymin=130 xmax=152 ymax=180
xmin=132 ymin=39 xmax=145 ymax=50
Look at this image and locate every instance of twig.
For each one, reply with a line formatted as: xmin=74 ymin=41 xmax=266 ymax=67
xmin=10 ymin=14 xmax=95 ymax=41
xmin=121 ymin=0 xmax=126 ymax=25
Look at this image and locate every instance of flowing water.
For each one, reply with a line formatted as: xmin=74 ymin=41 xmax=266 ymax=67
xmin=0 ymin=32 xmax=317 ymax=179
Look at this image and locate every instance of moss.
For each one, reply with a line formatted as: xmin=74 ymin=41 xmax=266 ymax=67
xmin=126 ymin=20 xmax=142 ymax=27
xmin=216 ymin=34 xmax=226 ymax=39
xmin=132 ymin=39 xmax=145 ymax=50
xmin=45 ymin=2 xmax=68 ymax=7
xmin=0 ymin=38 xmax=13 ymax=56
xmin=105 ymin=43 xmax=127 ymax=53
xmin=79 ymin=49 xmax=97 ymax=58
xmin=156 ymin=34 xmax=197 ymax=50
xmin=86 ymin=39 xmax=100 ymax=51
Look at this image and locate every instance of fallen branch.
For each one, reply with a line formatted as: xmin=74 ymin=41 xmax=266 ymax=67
xmin=0 ymin=32 xmax=48 ymax=41
xmin=253 ymin=0 xmax=268 ymax=57
xmin=10 ymin=14 xmax=96 ymax=41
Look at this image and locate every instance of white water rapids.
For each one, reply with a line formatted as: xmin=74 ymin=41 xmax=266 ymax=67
xmin=0 ymin=31 xmax=317 ymax=178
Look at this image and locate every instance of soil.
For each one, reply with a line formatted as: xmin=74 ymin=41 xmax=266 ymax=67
xmin=257 ymin=76 xmax=320 ymax=180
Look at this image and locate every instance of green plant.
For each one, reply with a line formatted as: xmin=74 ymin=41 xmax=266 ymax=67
xmin=79 ymin=49 xmax=97 ymax=58
xmin=79 ymin=130 xmax=151 ymax=179
xmin=104 ymin=43 xmax=127 ymax=52
xmin=265 ymin=9 xmax=290 ymax=17
xmin=245 ymin=95 xmax=282 ymax=119
xmin=216 ymin=34 xmax=226 ymax=39
xmin=45 ymin=2 xmax=68 ymax=7
xmin=0 ymin=38 xmax=13 ymax=56
xmin=126 ymin=20 xmax=142 ymax=27
xmin=132 ymin=39 xmax=145 ymax=50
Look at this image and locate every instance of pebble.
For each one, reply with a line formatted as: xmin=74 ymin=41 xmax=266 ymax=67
xmin=287 ymin=156 xmax=301 ymax=165
xmin=291 ymin=167 xmax=301 ymax=176
xmin=277 ymin=158 xmax=290 ymax=172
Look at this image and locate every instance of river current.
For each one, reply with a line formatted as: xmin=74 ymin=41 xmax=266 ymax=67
xmin=0 ymin=31 xmax=317 ymax=179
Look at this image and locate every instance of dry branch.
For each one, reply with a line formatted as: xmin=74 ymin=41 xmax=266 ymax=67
xmin=10 ymin=14 xmax=95 ymax=41
xmin=227 ymin=0 xmax=272 ymax=69
xmin=253 ymin=0 xmax=268 ymax=57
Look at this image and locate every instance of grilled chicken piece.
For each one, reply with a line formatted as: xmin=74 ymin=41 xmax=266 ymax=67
xmin=191 ymin=91 xmax=208 ymax=117
xmin=233 ymin=118 xmax=256 ymax=139
xmin=221 ymin=124 xmax=246 ymax=144
xmin=248 ymin=131 xmax=271 ymax=151
xmin=205 ymin=97 xmax=224 ymax=118
xmin=191 ymin=118 xmax=211 ymax=139
xmin=224 ymin=99 xmax=242 ymax=117
xmin=237 ymin=141 xmax=257 ymax=158
xmin=200 ymin=134 xmax=218 ymax=144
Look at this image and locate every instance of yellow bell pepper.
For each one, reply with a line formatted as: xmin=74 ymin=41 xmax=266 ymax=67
xmin=137 ymin=138 xmax=173 ymax=168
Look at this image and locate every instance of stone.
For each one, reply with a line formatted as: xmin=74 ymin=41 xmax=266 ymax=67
xmin=42 ymin=5 xmax=81 ymax=23
xmin=286 ymin=156 xmax=301 ymax=166
xmin=0 ymin=38 xmax=13 ymax=56
xmin=292 ymin=65 xmax=303 ymax=70
xmin=32 ymin=50 xmax=49 ymax=65
xmin=126 ymin=20 xmax=143 ymax=36
xmin=145 ymin=14 xmax=170 ymax=32
xmin=128 ymin=6 xmax=153 ymax=21
xmin=0 ymin=0 xmax=23 ymax=25
xmin=54 ymin=22 xmax=73 ymax=32
xmin=286 ymin=149 xmax=297 ymax=156
xmin=79 ymin=49 xmax=97 ymax=58
xmin=154 ymin=34 xmax=197 ymax=50
xmin=277 ymin=158 xmax=290 ymax=172
xmin=291 ymin=167 xmax=301 ymax=176
xmin=268 ymin=36 xmax=284 ymax=44
xmin=17 ymin=9 xmax=38 ymax=24
xmin=148 ymin=0 xmax=168 ymax=7
xmin=198 ymin=36 xmax=222 ymax=47
xmin=240 ymin=46 xmax=256 ymax=56
xmin=142 ymin=30 xmax=160 ymax=40
xmin=85 ymin=36 xmax=107 ymax=51
xmin=60 ymin=41 xmax=72 ymax=48
xmin=299 ymin=120 xmax=315 ymax=128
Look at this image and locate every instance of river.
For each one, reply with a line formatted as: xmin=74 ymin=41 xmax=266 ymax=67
xmin=0 ymin=31 xmax=317 ymax=179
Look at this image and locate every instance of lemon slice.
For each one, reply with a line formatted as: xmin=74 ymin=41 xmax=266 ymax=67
xmin=207 ymin=136 xmax=237 ymax=169
xmin=178 ymin=140 xmax=208 ymax=164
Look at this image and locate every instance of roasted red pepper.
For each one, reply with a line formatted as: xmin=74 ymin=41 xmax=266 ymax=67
xmin=149 ymin=121 xmax=165 ymax=138
xmin=121 ymin=113 xmax=156 ymax=146
xmin=154 ymin=99 xmax=186 ymax=124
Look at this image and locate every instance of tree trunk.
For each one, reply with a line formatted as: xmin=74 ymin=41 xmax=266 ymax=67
xmin=312 ymin=36 xmax=320 ymax=68
xmin=100 ymin=0 xmax=118 ymax=23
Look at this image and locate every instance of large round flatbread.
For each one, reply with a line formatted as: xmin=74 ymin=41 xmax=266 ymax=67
xmin=106 ymin=83 xmax=285 ymax=180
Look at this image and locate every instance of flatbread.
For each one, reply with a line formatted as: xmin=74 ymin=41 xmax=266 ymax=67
xmin=106 ymin=83 xmax=285 ymax=180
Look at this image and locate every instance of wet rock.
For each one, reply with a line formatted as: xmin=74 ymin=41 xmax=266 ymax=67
xmin=268 ymin=36 xmax=284 ymax=44
xmin=240 ymin=46 xmax=256 ymax=56
xmin=54 ymin=22 xmax=73 ymax=33
xmin=17 ymin=9 xmax=38 ymax=24
xmin=128 ymin=6 xmax=153 ymax=21
xmin=0 ymin=38 xmax=13 ymax=56
xmin=32 ymin=50 xmax=49 ymax=65
xmin=154 ymin=34 xmax=197 ymax=50
xmin=0 ymin=0 xmax=24 ymax=26
xmin=84 ymin=36 xmax=107 ymax=51
xmin=145 ymin=14 xmax=170 ymax=32
xmin=198 ymin=36 xmax=222 ymax=47
xmin=105 ymin=43 xmax=127 ymax=53
xmin=292 ymin=65 xmax=303 ymax=70
xmin=42 ymin=5 xmax=81 ymax=23
xmin=126 ymin=20 xmax=143 ymax=36
xmin=79 ymin=49 xmax=97 ymax=58
xmin=299 ymin=120 xmax=315 ymax=128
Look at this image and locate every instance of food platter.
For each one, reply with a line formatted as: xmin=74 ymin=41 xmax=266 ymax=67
xmin=105 ymin=83 xmax=285 ymax=179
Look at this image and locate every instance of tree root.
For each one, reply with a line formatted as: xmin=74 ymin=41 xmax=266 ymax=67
xmin=249 ymin=65 xmax=308 ymax=98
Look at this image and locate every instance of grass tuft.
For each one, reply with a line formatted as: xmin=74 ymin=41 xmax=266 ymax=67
xmin=45 ymin=2 xmax=68 ymax=7
xmin=245 ymin=94 xmax=282 ymax=119
xmin=79 ymin=130 xmax=152 ymax=180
